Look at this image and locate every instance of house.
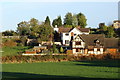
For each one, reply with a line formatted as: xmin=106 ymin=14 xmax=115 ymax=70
xmin=104 ymin=38 xmax=119 ymax=54
xmin=54 ymin=26 xmax=119 ymax=55
xmin=72 ymin=34 xmax=119 ymax=55
xmin=72 ymin=34 xmax=104 ymax=55
xmin=54 ymin=26 xmax=90 ymax=46
xmin=113 ymin=20 xmax=120 ymax=29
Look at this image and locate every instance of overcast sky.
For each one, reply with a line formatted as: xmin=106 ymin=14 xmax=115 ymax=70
xmin=0 ymin=0 xmax=119 ymax=32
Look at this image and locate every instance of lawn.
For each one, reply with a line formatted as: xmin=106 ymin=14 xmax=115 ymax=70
xmin=2 ymin=46 xmax=31 ymax=56
xmin=2 ymin=60 xmax=120 ymax=79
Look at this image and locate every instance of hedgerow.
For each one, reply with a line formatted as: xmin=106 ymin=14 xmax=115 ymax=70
xmin=2 ymin=53 xmax=120 ymax=63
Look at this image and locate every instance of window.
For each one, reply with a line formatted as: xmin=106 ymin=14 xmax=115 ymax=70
xmin=65 ymin=40 xmax=69 ymax=44
xmin=65 ymin=33 xmax=69 ymax=36
xmin=75 ymin=42 xmax=81 ymax=45
xmin=97 ymin=49 xmax=100 ymax=51
xmin=76 ymin=49 xmax=80 ymax=52
xmin=88 ymin=49 xmax=94 ymax=51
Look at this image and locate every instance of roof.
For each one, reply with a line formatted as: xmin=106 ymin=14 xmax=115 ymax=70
xmin=104 ymin=38 xmax=119 ymax=48
xmin=74 ymin=34 xmax=119 ymax=48
xmin=114 ymin=20 xmax=120 ymax=23
xmin=58 ymin=27 xmax=72 ymax=33
xmin=58 ymin=27 xmax=90 ymax=33
xmin=80 ymin=34 xmax=105 ymax=48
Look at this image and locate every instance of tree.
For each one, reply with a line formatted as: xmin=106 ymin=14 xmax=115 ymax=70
xmin=77 ymin=13 xmax=87 ymax=28
xmin=29 ymin=18 xmax=39 ymax=27
xmin=99 ymin=25 xmax=108 ymax=35
xmin=17 ymin=21 xmax=31 ymax=36
xmin=99 ymin=24 xmax=107 ymax=32
xmin=72 ymin=14 xmax=78 ymax=27
xmin=57 ymin=16 xmax=62 ymax=26
xmin=64 ymin=12 xmax=73 ymax=25
xmin=38 ymin=24 xmax=53 ymax=41
xmin=2 ymin=30 xmax=17 ymax=36
xmin=45 ymin=16 xmax=51 ymax=25
xmin=52 ymin=16 xmax=62 ymax=27
xmin=107 ymin=25 xmax=115 ymax=38
xmin=52 ymin=19 xmax=58 ymax=27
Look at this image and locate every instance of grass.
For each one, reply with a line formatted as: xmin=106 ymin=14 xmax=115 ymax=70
xmin=2 ymin=46 xmax=31 ymax=56
xmin=2 ymin=60 xmax=120 ymax=79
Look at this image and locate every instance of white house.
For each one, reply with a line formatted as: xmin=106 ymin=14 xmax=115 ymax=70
xmin=54 ymin=26 xmax=90 ymax=46
xmin=54 ymin=26 xmax=119 ymax=55
xmin=72 ymin=34 xmax=104 ymax=55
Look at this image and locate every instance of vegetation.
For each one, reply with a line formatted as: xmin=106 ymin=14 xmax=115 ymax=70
xmin=52 ymin=16 xmax=62 ymax=27
xmin=2 ymin=60 xmax=120 ymax=79
xmin=64 ymin=12 xmax=73 ymax=25
xmin=44 ymin=16 xmax=51 ymax=25
xmin=2 ymin=30 xmax=17 ymax=36
xmin=2 ymin=46 xmax=30 ymax=56
xmin=64 ymin=12 xmax=87 ymax=28
xmin=60 ymin=47 xmax=64 ymax=53
xmin=77 ymin=13 xmax=87 ymax=28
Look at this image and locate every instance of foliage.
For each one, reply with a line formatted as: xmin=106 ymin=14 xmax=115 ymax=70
xmin=64 ymin=25 xmax=73 ymax=28
xmin=52 ymin=44 xmax=59 ymax=53
xmin=38 ymin=24 xmax=53 ymax=41
xmin=106 ymin=25 xmax=115 ymax=38
xmin=52 ymin=16 xmax=62 ymax=27
xmin=99 ymin=25 xmax=108 ymax=32
xmin=29 ymin=18 xmax=39 ymax=27
xmin=2 ymin=30 xmax=17 ymax=36
xmin=45 ymin=16 xmax=51 ymax=25
xmin=72 ymin=14 xmax=78 ymax=27
xmin=64 ymin=12 xmax=73 ymax=25
xmin=17 ymin=21 xmax=31 ymax=36
xmin=60 ymin=47 xmax=64 ymax=53
xmin=77 ymin=13 xmax=87 ymax=28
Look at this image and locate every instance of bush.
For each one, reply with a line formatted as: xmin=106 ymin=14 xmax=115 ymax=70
xmin=3 ymin=40 xmax=17 ymax=47
xmin=2 ymin=53 xmax=120 ymax=63
xmin=17 ymin=43 xmax=23 ymax=46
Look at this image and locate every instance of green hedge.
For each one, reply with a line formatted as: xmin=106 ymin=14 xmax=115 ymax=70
xmin=2 ymin=53 xmax=120 ymax=63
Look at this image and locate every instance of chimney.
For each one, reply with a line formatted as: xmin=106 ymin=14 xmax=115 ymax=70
xmin=55 ymin=25 xmax=57 ymax=28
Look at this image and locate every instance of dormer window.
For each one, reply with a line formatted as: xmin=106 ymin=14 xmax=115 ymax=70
xmin=65 ymin=33 xmax=69 ymax=36
xmin=94 ymin=39 xmax=100 ymax=46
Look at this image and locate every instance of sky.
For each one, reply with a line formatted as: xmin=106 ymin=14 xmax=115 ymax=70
xmin=0 ymin=0 xmax=119 ymax=32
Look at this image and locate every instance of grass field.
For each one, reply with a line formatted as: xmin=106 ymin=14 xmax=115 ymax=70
xmin=2 ymin=60 xmax=120 ymax=79
xmin=2 ymin=46 xmax=31 ymax=56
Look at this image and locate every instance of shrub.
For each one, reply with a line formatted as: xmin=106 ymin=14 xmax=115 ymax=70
xmin=60 ymin=47 xmax=64 ymax=53
xmin=3 ymin=40 xmax=17 ymax=47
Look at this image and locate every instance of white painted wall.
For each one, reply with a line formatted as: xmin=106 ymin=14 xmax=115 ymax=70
xmin=54 ymin=27 xmax=59 ymax=32
xmin=88 ymin=48 xmax=104 ymax=54
xmin=61 ymin=27 xmax=89 ymax=46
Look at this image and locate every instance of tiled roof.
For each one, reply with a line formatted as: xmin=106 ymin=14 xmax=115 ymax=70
xmin=58 ymin=27 xmax=72 ymax=33
xmin=104 ymin=38 xmax=119 ymax=48
xmin=58 ymin=27 xmax=90 ymax=33
xmin=114 ymin=20 xmax=120 ymax=23
xmin=77 ymin=34 xmax=119 ymax=48
xmin=80 ymin=34 xmax=105 ymax=48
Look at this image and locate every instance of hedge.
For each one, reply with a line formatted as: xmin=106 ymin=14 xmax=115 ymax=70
xmin=2 ymin=53 xmax=120 ymax=63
